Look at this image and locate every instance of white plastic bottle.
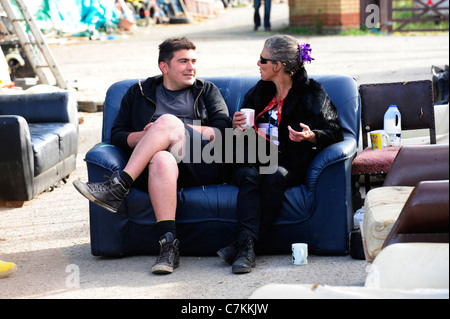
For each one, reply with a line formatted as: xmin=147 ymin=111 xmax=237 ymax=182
xmin=353 ymin=207 xmax=364 ymax=229
xmin=384 ymin=105 xmax=402 ymax=146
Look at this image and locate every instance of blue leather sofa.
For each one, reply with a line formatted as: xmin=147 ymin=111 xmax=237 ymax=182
xmin=85 ymin=75 xmax=360 ymax=256
xmin=0 ymin=91 xmax=78 ymax=204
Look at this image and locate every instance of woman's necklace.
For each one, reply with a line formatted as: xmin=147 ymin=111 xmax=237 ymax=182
xmin=275 ymin=92 xmax=285 ymax=104
xmin=276 ymin=87 xmax=290 ymax=103
xmin=272 ymin=92 xmax=285 ymax=125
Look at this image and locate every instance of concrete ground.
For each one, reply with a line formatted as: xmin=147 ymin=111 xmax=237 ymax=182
xmin=0 ymin=3 xmax=448 ymax=299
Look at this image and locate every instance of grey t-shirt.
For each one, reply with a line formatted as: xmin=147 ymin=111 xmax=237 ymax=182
xmin=153 ymin=84 xmax=195 ymax=125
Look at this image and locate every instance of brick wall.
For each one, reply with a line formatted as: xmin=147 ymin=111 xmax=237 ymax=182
xmin=289 ymin=0 xmax=361 ymax=33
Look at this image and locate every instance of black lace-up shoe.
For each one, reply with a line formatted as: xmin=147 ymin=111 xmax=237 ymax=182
xmin=217 ymin=241 xmax=239 ymax=265
xmin=151 ymin=232 xmax=180 ymax=275
xmin=73 ymin=171 xmax=129 ymax=213
xmin=232 ymin=233 xmax=256 ymax=274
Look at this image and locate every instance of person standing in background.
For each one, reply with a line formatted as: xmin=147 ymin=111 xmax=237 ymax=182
xmin=254 ymin=0 xmax=272 ymax=31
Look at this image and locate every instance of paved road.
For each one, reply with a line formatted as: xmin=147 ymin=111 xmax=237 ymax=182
xmin=0 ymin=3 xmax=448 ymax=300
xmin=49 ymin=3 xmax=449 ymax=102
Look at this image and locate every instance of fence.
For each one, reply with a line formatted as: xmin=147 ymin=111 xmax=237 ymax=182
xmin=380 ymin=0 xmax=449 ymax=32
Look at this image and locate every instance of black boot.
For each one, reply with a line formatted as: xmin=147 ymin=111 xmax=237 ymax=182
xmin=151 ymin=232 xmax=180 ymax=275
xmin=217 ymin=241 xmax=239 ymax=265
xmin=232 ymin=233 xmax=256 ymax=274
xmin=73 ymin=170 xmax=129 ymax=213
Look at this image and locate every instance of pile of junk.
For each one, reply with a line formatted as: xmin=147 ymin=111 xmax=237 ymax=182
xmin=0 ymin=0 xmax=217 ymax=87
xmin=1 ymin=0 xmax=196 ymax=34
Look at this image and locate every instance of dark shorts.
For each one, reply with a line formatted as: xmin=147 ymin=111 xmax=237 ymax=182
xmin=134 ymin=124 xmax=224 ymax=192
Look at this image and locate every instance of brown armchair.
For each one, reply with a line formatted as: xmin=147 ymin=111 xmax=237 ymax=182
xmin=383 ymin=144 xmax=448 ymax=187
xmin=382 ymin=145 xmax=449 ymax=248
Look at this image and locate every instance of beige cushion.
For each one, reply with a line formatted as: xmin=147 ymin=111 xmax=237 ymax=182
xmin=362 ymin=186 xmax=414 ymax=261
xmin=365 ymin=243 xmax=449 ymax=289
xmin=250 ymin=283 xmax=449 ymax=299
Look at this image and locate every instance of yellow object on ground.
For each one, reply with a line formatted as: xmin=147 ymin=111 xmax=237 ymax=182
xmin=0 ymin=260 xmax=18 ymax=278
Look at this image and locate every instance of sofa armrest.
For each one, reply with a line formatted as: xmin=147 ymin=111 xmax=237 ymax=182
xmin=383 ymin=180 xmax=449 ymax=248
xmin=84 ymin=142 xmax=129 ymax=177
xmin=383 ymin=145 xmax=449 ymax=187
xmin=0 ymin=115 xmax=34 ymax=201
xmin=305 ymin=137 xmax=357 ymax=191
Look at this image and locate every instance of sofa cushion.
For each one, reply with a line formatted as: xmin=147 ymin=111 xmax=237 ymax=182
xmin=365 ymin=243 xmax=449 ymax=289
xmin=250 ymin=283 xmax=449 ymax=299
xmin=114 ymin=182 xmax=313 ymax=256
xmin=352 ymin=146 xmax=402 ymax=175
xmin=362 ymin=186 xmax=414 ymax=261
xmin=29 ymin=123 xmax=78 ymax=176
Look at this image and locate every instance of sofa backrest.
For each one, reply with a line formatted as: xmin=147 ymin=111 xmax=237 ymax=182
xmin=0 ymin=91 xmax=78 ymax=125
xmin=102 ymin=75 xmax=360 ymax=143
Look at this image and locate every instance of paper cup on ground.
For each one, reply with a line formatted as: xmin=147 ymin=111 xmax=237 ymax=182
xmin=292 ymin=243 xmax=308 ymax=265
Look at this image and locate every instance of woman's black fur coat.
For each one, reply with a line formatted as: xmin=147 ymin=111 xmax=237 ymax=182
xmin=240 ymin=68 xmax=344 ymax=181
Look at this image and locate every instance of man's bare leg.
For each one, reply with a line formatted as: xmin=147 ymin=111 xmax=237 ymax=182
xmin=124 ymin=114 xmax=186 ymax=180
xmin=148 ymin=150 xmax=181 ymax=275
xmin=148 ymin=150 xmax=179 ymax=221
xmin=73 ymin=114 xmax=186 ymax=214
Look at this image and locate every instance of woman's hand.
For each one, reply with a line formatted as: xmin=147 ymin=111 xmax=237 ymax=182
xmin=232 ymin=111 xmax=247 ymax=130
xmin=288 ymin=123 xmax=317 ymax=143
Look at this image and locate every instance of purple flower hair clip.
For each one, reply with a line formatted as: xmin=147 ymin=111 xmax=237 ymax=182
xmin=299 ymin=43 xmax=314 ymax=64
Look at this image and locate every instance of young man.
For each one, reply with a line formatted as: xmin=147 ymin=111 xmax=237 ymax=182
xmin=73 ymin=37 xmax=231 ymax=275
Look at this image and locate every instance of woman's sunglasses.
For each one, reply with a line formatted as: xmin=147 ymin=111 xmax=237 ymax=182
xmin=260 ymin=55 xmax=278 ymax=64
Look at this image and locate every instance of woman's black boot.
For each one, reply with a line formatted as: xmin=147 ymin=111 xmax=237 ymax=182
xmin=232 ymin=233 xmax=256 ymax=274
xmin=217 ymin=241 xmax=239 ymax=265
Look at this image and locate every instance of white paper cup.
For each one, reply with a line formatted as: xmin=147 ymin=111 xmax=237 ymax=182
xmin=292 ymin=243 xmax=308 ymax=265
xmin=240 ymin=108 xmax=255 ymax=128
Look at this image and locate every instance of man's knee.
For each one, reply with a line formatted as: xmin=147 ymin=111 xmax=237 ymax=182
xmin=154 ymin=114 xmax=184 ymax=130
xmin=149 ymin=151 xmax=178 ymax=177
xmin=153 ymin=114 xmax=186 ymax=148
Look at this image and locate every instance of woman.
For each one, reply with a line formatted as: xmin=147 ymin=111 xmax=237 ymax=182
xmin=219 ymin=35 xmax=344 ymax=274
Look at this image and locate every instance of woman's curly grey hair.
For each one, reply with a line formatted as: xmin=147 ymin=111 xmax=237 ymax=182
xmin=264 ymin=35 xmax=304 ymax=76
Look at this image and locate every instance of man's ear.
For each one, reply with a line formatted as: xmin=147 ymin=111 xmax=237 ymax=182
xmin=159 ymin=61 xmax=168 ymax=74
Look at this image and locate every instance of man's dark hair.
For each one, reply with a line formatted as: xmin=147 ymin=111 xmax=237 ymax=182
xmin=158 ymin=36 xmax=196 ymax=64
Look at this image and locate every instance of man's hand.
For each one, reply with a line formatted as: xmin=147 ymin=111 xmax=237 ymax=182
xmin=127 ymin=122 xmax=153 ymax=148
xmin=143 ymin=122 xmax=153 ymax=131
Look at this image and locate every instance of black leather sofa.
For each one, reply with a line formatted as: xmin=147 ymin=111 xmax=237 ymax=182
xmin=0 ymin=91 xmax=78 ymax=205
